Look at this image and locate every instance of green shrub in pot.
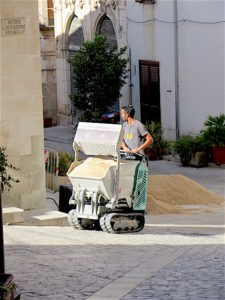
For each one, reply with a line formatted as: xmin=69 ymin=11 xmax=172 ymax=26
xmin=145 ymin=122 xmax=170 ymax=160
xmin=201 ymin=114 xmax=225 ymax=147
xmin=173 ymin=135 xmax=205 ymax=166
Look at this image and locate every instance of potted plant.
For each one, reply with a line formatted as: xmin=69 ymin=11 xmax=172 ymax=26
xmin=0 ymin=275 xmax=17 ymax=300
xmin=144 ymin=122 xmax=170 ymax=160
xmin=201 ymin=114 xmax=225 ymax=164
xmin=173 ymin=135 xmax=207 ymax=167
xmin=189 ymin=136 xmax=208 ymax=167
xmin=58 ymin=152 xmax=74 ymax=188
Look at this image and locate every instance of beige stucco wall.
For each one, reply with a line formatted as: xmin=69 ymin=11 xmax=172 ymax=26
xmin=0 ymin=0 xmax=46 ymax=209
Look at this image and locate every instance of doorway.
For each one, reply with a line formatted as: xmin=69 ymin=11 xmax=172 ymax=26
xmin=139 ymin=60 xmax=161 ymax=124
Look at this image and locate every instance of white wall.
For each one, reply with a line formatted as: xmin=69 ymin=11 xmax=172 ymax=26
xmin=127 ymin=0 xmax=225 ymax=139
xmin=178 ymin=0 xmax=225 ymax=135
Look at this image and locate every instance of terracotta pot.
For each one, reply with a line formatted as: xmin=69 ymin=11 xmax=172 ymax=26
xmin=44 ymin=118 xmax=52 ymax=128
xmin=212 ymin=146 xmax=225 ymax=164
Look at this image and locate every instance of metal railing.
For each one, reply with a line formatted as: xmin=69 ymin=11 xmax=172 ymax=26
xmin=44 ymin=148 xmax=59 ymax=191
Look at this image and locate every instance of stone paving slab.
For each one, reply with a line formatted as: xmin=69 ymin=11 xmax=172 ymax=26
xmin=3 ymin=207 xmax=24 ymax=224
xmin=32 ymin=211 xmax=68 ymax=226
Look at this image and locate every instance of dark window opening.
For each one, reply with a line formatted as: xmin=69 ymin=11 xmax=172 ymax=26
xmin=139 ymin=60 xmax=161 ymax=124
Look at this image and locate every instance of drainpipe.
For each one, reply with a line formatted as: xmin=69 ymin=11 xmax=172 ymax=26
xmin=174 ymin=0 xmax=180 ymax=139
xmin=129 ymin=47 xmax=133 ymax=105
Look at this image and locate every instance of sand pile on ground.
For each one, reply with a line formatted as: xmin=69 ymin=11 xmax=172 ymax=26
xmin=147 ymin=175 xmax=224 ymax=214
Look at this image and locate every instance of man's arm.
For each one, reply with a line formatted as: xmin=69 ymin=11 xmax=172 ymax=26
xmin=131 ymin=133 xmax=153 ymax=154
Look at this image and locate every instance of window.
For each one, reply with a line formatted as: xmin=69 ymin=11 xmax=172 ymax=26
xmin=139 ymin=60 xmax=161 ymax=124
xmin=97 ymin=16 xmax=117 ymax=48
xmin=68 ymin=16 xmax=84 ymax=95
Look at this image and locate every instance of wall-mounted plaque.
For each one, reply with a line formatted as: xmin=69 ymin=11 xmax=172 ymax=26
xmin=1 ymin=18 xmax=26 ymax=36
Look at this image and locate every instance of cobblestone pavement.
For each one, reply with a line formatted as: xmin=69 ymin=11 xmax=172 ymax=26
xmin=4 ymin=224 xmax=225 ymax=300
xmin=122 ymin=245 xmax=225 ymax=300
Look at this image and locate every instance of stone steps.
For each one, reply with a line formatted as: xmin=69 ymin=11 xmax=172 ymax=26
xmin=3 ymin=207 xmax=24 ymax=225
xmin=31 ymin=211 xmax=69 ymax=226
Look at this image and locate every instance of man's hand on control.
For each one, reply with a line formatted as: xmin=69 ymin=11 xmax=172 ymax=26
xmin=124 ymin=147 xmax=131 ymax=153
xmin=131 ymin=148 xmax=139 ymax=154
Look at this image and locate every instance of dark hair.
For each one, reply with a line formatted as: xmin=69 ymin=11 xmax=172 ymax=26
xmin=121 ymin=105 xmax=135 ymax=118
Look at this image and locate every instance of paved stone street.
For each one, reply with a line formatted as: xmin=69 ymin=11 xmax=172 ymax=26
xmin=2 ymin=125 xmax=224 ymax=299
xmin=3 ymin=220 xmax=225 ymax=300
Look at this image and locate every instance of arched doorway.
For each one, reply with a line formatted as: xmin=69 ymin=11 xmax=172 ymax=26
xmin=97 ymin=16 xmax=119 ymax=112
xmin=68 ymin=16 xmax=84 ymax=96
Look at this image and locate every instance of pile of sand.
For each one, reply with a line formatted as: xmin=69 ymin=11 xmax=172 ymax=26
xmin=146 ymin=175 xmax=224 ymax=214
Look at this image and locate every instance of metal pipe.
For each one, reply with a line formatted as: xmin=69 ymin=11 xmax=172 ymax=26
xmin=174 ymin=0 xmax=180 ymax=139
xmin=129 ymin=47 xmax=133 ymax=105
xmin=0 ymin=184 xmax=5 ymax=273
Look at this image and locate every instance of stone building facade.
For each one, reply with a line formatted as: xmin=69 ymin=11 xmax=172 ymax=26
xmin=54 ymin=0 xmax=129 ymax=125
xmin=0 ymin=0 xmax=46 ymax=209
xmin=54 ymin=0 xmax=225 ymax=139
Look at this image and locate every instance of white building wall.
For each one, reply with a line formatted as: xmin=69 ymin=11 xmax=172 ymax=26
xmin=178 ymin=0 xmax=225 ymax=135
xmin=127 ymin=0 xmax=225 ymax=139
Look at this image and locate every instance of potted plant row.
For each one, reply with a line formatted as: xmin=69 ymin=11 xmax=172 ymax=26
xmin=173 ymin=114 xmax=225 ymax=166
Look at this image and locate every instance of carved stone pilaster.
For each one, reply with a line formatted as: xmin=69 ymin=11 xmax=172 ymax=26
xmin=94 ymin=0 xmax=99 ymax=9
xmin=94 ymin=0 xmax=118 ymax=11
xmin=79 ymin=0 xmax=84 ymax=9
xmin=63 ymin=0 xmax=75 ymax=9
xmin=53 ymin=0 xmax=62 ymax=10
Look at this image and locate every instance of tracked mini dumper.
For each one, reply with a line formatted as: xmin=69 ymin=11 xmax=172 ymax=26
xmin=67 ymin=122 xmax=149 ymax=233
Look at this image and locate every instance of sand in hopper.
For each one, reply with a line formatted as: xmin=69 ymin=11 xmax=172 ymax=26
xmin=69 ymin=157 xmax=117 ymax=178
xmin=147 ymin=175 xmax=224 ymax=214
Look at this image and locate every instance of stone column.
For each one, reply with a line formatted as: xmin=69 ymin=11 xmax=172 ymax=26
xmin=0 ymin=0 xmax=46 ymax=209
xmin=54 ymin=0 xmax=73 ymax=125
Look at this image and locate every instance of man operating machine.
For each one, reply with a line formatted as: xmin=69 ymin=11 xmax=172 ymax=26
xmin=67 ymin=118 xmax=152 ymax=233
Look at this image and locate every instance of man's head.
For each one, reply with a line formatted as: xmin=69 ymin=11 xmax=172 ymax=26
xmin=121 ymin=105 xmax=135 ymax=121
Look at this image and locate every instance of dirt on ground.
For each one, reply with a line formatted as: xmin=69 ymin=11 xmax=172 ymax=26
xmin=146 ymin=175 xmax=224 ymax=214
